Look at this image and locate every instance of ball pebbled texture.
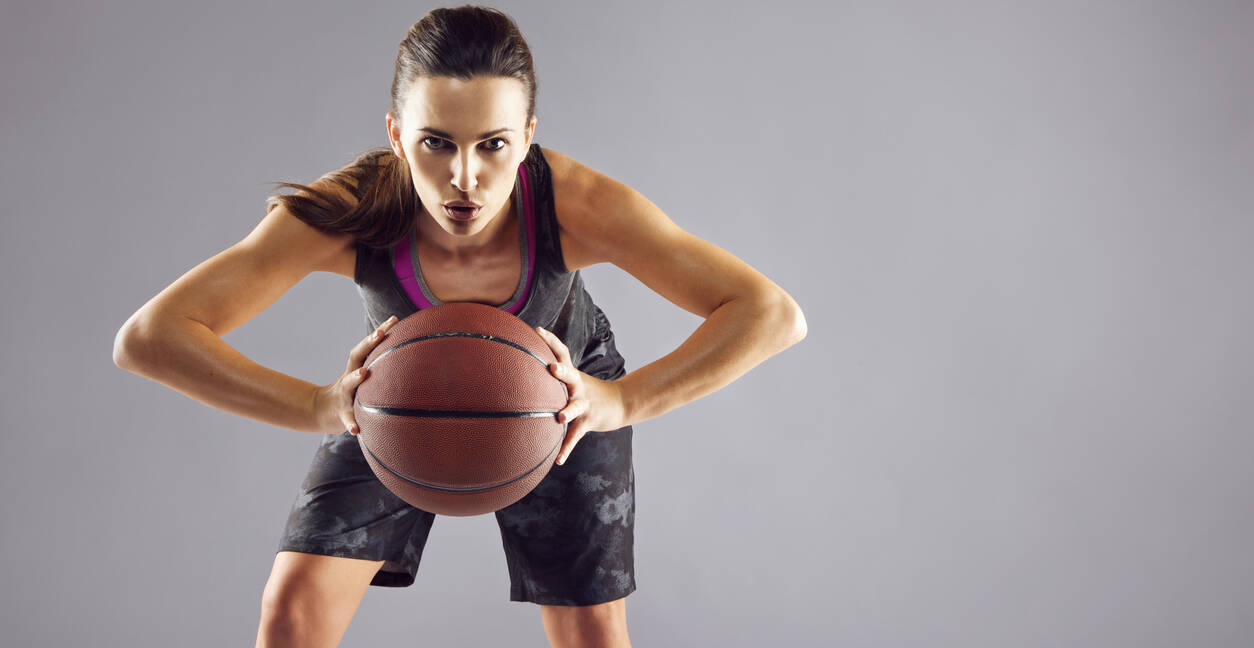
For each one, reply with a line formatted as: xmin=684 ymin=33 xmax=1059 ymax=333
xmin=353 ymin=302 xmax=569 ymax=517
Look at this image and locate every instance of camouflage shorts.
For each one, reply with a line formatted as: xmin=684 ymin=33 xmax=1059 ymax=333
xmin=276 ymin=325 xmax=635 ymax=606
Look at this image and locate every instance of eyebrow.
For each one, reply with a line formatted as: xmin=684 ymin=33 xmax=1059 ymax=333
xmin=417 ymin=127 xmax=514 ymax=140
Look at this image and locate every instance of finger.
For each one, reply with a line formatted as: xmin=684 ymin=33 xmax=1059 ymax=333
xmin=349 ymin=316 xmax=398 ymax=367
xmin=549 ymin=361 xmax=580 ymax=387
xmin=340 ymin=367 xmax=370 ymax=411
xmin=550 ymin=365 xmax=580 ymax=405
xmin=367 ymin=315 xmax=398 ymax=344
xmin=339 ymin=410 xmax=360 ymax=435
xmin=557 ymin=426 xmax=584 ymax=465
xmin=557 ymin=397 xmax=587 ymax=424
xmin=537 ymin=327 xmax=573 ymax=366
xmin=350 ymin=329 xmax=383 ymax=365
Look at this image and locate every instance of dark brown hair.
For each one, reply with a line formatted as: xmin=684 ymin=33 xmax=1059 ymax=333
xmin=263 ymin=5 xmax=538 ymax=250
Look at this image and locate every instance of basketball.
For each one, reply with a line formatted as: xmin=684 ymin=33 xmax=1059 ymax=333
xmin=352 ymin=302 xmax=569 ymax=517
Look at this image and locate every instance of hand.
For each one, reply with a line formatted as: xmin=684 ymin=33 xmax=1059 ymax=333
xmin=535 ymin=326 xmax=627 ymax=466
xmin=312 ymin=315 xmax=398 ymax=435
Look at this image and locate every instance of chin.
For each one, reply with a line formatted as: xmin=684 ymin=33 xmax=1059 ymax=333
xmin=445 ymin=214 xmax=487 ymax=233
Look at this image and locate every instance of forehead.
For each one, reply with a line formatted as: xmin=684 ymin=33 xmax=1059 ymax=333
xmin=399 ymin=75 xmax=527 ymax=138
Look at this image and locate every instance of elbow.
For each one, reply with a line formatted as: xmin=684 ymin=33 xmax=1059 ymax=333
xmin=113 ymin=322 xmax=151 ymax=372
xmin=113 ymin=308 xmax=166 ymax=371
xmin=113 ymin=326 xmax=138 ymax=370
xmin=771 ymin=289 xmax=806 ymax=346
xmin=760 ymin=290 xmax=806 ymax=347
xmin=789 ymin=305 xmax=807 ymax=344
xmin=728 ymin=288 xmax=807 ymax=349
xmin=784 ymin=304 xmax=807 ymax=346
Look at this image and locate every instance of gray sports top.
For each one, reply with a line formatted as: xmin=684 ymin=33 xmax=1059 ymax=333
xmin=352 ymin=142 xmax=625 ymax=375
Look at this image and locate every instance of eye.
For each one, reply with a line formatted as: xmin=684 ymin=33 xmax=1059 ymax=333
xmin=421 ymin=137 xmax=508 ymax=152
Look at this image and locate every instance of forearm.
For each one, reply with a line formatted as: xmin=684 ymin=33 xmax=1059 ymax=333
xmin=114 ymin=316 xmax=323 ymax=434
xmin=615 ymin=294 xmax=805 ymax=427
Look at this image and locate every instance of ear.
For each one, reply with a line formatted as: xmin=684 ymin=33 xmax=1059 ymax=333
xmin=524 ymin=114 xmax=537 ymax=149
xmin=385 ymin=112 xmax=405 ymax=160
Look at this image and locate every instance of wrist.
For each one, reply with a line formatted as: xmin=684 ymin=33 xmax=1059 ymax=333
xmin=612 ymin=372 xmax=637 ymax=428
xmin=307 ymin=383 xmax=332 ymax=434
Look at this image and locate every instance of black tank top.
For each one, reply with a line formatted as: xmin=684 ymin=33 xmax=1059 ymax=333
xmin=352 ymin=142 xmax=626 ymax=376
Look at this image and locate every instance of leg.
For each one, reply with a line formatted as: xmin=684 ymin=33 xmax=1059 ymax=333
xmin=540 ymin=596 xmax=631 ymax=648
xmin=255 ymin=550 xmax=385 ymax=648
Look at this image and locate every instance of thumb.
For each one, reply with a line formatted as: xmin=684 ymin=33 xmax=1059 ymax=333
xmin=338 ymin=403 xmax=360 ymax=434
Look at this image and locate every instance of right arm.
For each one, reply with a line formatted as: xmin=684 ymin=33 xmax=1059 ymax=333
xmin=112 ymin=182 xmax=377 ymax=435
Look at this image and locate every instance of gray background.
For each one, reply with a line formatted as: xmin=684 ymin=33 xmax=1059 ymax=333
xmin=2 ymin=0 xmax=1251 ymax=646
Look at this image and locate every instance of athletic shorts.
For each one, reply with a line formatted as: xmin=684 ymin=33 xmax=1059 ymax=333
xmin=275 ymin=321 xmax=636 ymax=607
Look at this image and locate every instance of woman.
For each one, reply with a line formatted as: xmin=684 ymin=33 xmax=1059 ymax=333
xmin=114 ymin=6 xmax=805 ymax=647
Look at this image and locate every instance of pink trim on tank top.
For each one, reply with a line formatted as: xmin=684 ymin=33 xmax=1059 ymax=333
xmin=392 ymin=161 xmax=536 ymax=314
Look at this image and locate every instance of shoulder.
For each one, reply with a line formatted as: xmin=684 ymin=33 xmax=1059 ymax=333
xmin=536 ymin=145 xmax=772 ymax=319
xmin=539 ymin=146 xmax=653 ymax=272
xmin=298 ymin=174 xmax=360 ymax=280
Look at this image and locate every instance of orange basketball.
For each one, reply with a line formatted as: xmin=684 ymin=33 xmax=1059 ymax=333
xmin=352 ymin=302 xmax=568 ymax=517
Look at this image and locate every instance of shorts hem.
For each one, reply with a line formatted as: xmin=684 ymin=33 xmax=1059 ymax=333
xmin=276 ymin=543 xmax=416 ymax=588
xmin=509 ymin=582 xmax=637 ymax=606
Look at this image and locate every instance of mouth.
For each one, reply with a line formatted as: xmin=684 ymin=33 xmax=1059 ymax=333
xmin=443 ymin=204 xmax=481 ymax=221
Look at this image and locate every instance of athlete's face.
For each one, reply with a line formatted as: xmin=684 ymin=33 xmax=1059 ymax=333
xmin=386 ymin=75 xmax=536 ymax=242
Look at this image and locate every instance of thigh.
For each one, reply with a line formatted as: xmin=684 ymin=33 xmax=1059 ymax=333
xmin=258 ymin=551 xmax=383 ymax=647
xmin=277 ymin=431 xmax=437 ymax=588
xmin=262 ymin=550 xmax=384 ymax=610
xmin=495 ymin=420 xmax=636 ymax=606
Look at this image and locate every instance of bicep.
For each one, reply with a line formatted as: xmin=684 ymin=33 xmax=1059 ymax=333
xmin=128 ymin=204 xmax=351 ymax=338
xmin=571 ymin=169 xmax=786 ymax=319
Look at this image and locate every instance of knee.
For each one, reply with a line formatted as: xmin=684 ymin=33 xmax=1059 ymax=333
xmin=258 ymin=580 xmax=318 ymax=638
xmin=541 ymin=597 xmax=630 ymax=647
xmin=258 ymin=587 xmax=302 ymax=634
xmin=260 ymin=578 xmax=296 ymax=616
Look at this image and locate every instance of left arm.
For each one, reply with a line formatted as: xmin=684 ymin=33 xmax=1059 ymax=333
xmin=535 ymin=151 xmax=806 ymax=464
xmin=615 ymin=288 xmax=805 ymax=427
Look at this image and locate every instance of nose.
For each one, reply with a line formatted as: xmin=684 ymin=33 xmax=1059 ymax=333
xmin=451 ymin=152 xmax=478 ymax=193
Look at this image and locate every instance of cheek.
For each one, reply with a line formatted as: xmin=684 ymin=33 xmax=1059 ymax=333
xmin=409 ymin=155 xmax=437 ymax=178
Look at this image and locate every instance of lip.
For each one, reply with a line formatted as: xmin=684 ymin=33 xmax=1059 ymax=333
xmin=444 ymin=200 xmax=482 ymax=208
xmin=443 ymin=205 xmax=481 ymax=221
